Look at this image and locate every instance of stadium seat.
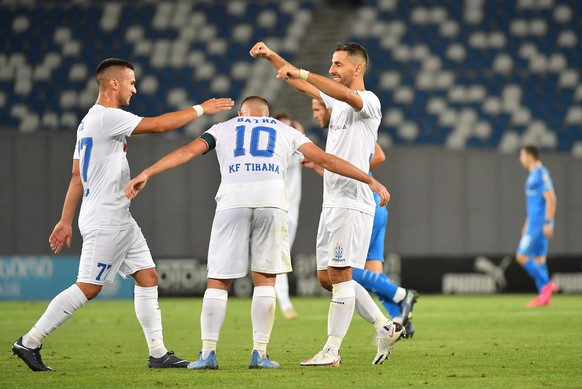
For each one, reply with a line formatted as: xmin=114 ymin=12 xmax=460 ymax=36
xmin=345 ymin=0 xmax=582 ymax=153
xmin=0 ymin=0 xmax=316 ymax=135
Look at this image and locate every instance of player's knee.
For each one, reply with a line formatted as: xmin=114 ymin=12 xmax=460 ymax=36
xmin=76 ymin=282 xmax=102 ymax=300
xmin=515 ymin=254 xmax=528 ymax=265
xmin=133 ymin=268 xmax=158 ymax=287
xmin=317 ymin=272 xmax=332 ymax=291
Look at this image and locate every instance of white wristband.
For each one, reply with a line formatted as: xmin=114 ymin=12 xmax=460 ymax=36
xmin=193 ymin=104 xmax=204 ymax=117
xmin=299 ymin=69 xmax=309 ymax=81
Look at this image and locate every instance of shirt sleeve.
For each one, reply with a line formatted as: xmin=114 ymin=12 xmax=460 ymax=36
xmin=356 ymin=90 xmax=382 ymax=120
xmin=320 ymin=91 xmax=336 ymax=110
xmin=541 ymin=169 xmax=554 ymax=192
xmin=101 ymin=108 xmax=143 ymax=138
xmin=204 ymin=123 xmax=220 ymax=140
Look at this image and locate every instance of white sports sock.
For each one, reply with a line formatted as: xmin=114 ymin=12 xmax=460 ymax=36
xmin=200 ymin=288 xmax=228 ymax=359
xmin=353 ymin=281 xmax=391 ymax=333
xmin=22 ymin=284 xmax=88 ymax=349
xmin=251 ymin=286 xmax=276 ymax=359
xmin=392 ymin=287 xmax=407 ymax=303
xmin=275 ymin=273 xmax=293 ymax=312
xmin=134 ymin=285 xmax=167 ymax=358
xmin=324 ymin=280 xmax=355 ymax=352
xmin=353 ymin=281 xmax=382 ymax=324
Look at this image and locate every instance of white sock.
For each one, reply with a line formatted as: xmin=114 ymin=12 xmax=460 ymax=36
xmin=324 ymin=280 xmax=355 ymax=352
xmin=392 ymin=287 xmax=407 ymax=303
xmin=251 ymin=286 xmax=276 ymax=359
xmin=353 ymin=281 xmax=382 ymax=324
xmin=275 ymin=273 xmax=293 ymax=312
xmin=353 ymin=281 xmax=391 ymax=334
xmin=22 ymin=284 xmax=88 ymax=349
xmin=200 ymin=288 xmax=228 ymax=359
xmin=134 ymin=285 xmax=167 ymax=358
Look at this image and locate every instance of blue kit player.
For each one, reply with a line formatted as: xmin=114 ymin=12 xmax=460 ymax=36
xmin=516 ymin=145 xmax=558 ymax=307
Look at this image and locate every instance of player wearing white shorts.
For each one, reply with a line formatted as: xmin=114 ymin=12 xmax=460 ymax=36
xmin=12 ymin=58 xmax=234 ymax=372
xmin=251 ymin=41 xmax=405 ymax=366
xmin=124 ymin=96 xmax=389 ymax=370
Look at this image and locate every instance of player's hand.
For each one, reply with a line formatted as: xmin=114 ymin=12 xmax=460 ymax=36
xmin=125 ymin=173 xmax=149 ymax=200
xmin=200 ymin=98 xmax=235 ymax=115
xmin=369 ymin=178 xmax=390 ymax=206
xmin=276 ymin=64 xmax=300 ymax=81
xmin=249 ymin=41 xmax=273 ymax=59
xmin=49 ymin=221 xmax=73 ymax=254
xmin=543 ymin=223 xmax=554 ymax=239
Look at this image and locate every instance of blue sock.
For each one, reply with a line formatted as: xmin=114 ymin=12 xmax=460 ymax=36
xmin=352 ymin=268 xmax=398 ymax=300
xmin=378 ymin=294 xmax=402 ymax=319
xmin=523 ymin=259 xmax=549 ymax=293
xmin=535 ymin=262 xmax=550 ymax=290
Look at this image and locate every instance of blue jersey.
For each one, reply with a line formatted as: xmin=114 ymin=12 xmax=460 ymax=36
xmin=367 ymin=191 xmax=388 ymax=261
xmin=517 ymin=165 xmax=553 ymax=257
xmin=525 ymin=166 xmax=553 ymax=223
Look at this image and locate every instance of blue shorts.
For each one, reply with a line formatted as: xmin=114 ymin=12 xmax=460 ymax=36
xmin=367 ymin=202 xmax=388 ymax=262
xmin=517 ymin=221 xmax=548 ymax=258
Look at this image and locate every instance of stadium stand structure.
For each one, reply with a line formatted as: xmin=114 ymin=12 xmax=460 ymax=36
xmin=0 ymin=0 xmax=315 ymax=136
xmin=348 ymin=0 xmax=582 ymax=154
xmin=0 ymin=0 xmax=581 ymax=154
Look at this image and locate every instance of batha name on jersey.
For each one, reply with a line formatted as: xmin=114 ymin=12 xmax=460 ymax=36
xmin=228 ymin=162 xmax=281 ymax=174
xmin=236 ymin=117 xmax=278 ymax=124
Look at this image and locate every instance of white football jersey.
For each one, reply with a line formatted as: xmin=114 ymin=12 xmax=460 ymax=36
xmin=73 ymin=105 xmax=142 ymax=233
xmin=320 ymin=90 xmax=381 ymax=215
xmin=204 ymin=116 xmax=311 ymax=211
xmin=286 ymin=151 xmax=303 ymax=223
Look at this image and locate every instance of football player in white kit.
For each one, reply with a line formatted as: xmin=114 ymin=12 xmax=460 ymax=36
xmin=124 ymin=96 xmax=389 ymax=370
xmin=250 ymin=42 xmax=405 ymax=366
xmin=11 ymin=58 xmax=234 ymax=372
xmin=273 ymin=111 xmax=304 ymax=320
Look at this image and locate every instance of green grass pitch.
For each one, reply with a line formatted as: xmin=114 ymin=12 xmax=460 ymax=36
xmin=2 ymin=294 xmax=581 ymax=388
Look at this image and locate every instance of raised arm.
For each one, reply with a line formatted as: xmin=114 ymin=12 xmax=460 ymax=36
xmin=49 ymin=159 xmax=83 ymax=254
xmin=298 ymin=142 xmax=390 ymax=206
xmin=125 ymin=137 xmax=210 ymax=199
xmin=132 ymin=98 xmax=234 ymax=135
xmin=250 ymin=41 xmax=321 ymax=101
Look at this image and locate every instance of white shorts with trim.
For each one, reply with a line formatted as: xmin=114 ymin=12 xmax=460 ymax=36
xmin=207 ymin=207 xmax=292 ymax=279
xmin=316 ymin=207 xmax=374 ymax=271
xmin=77 ymin=222 xmax=154 ymax=285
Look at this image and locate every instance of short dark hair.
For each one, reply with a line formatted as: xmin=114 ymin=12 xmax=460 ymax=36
xmin=273 ymin=110 xmax=291 ymax=121
xmin=522 ymin=145 xmax=539 ymax=160
xmin=335 ymin=42 xmax=368 ymax=67
xmin=240 ymin=95 xmax=270 ymax=113
xmin=96 ymin=58 xmax=134 ymax=76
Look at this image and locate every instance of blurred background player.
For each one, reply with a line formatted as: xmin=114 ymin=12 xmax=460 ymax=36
xmin=516 ymin=145 xmax=558 ymax=307
xmin=251 ymin=41 xmax=405 ymax=367
xmin=11 ymin=58 xmax=234 ymax=372
xmin=125 ymin=96 xmax=390 ymax=370
xmin=273 ymin=111 xmax=304 ymax=320
xmin=307 ymin=99 xmax=418 ymax=336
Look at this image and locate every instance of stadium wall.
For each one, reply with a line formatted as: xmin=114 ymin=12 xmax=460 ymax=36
xmin=1 ymin=132 xmax=581 ymax=258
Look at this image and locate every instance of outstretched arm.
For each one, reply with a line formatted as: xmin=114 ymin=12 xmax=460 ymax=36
xmin=125 ymin=137 xmax=210 ymax=199
xmin=298 ymin=142 xmax=390 ymax=206
xmin=301 ymin=157 xmax=324 ymax=177
xmin=132 ymin=98 xmax=234 ymax=135
xmin=250 ymin=41 xmax=321 ymax=100
xmin=276 ymin=64 xmax=364 ymax=111
xmin=49 ymin=160 xmax=83 ymax=254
